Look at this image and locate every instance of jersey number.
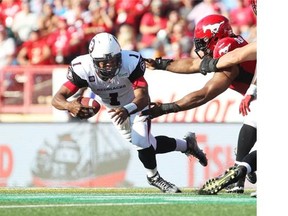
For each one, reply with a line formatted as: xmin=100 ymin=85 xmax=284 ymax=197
xmin=109 ymin=92 xmax=120 ymax=106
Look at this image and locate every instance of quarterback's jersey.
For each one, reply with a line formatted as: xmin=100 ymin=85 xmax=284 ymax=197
xmin=66 ymin=50 xmax=147 ymax=108
xmin=213 ymin=35 xmax=256 ymax=96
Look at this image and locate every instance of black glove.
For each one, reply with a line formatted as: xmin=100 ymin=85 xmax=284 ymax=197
xmin=200 ymin=56 xmax=219 ymax=75
xmin=154 ymin=57 xmax=173 ymax=70
xmin=141 ymin=102 xmax=181 ymax=119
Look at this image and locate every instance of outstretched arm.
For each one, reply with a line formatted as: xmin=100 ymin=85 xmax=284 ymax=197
xmin=141 ymin=72 xmax=233 ymax=119
xmin=200 ymin=42 xmax=257 ymax=74
xmin=165 ymin=58 xmax=203 ymax=74
xmin=173 ymin=72 xmax=231 ymax=110
xmin=145 ymin=57 xmax=203 ymax=74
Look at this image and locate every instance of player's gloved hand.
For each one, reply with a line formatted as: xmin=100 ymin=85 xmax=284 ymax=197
xmin=200 ymin=56 xmax=219 ymax=75
xmin=144 ymin=57 xmax=173 ymax=70
xmin=140 ymin=102 xmax=181 ymax=120
xmin=239 ymin=95 xmax=255 ymax=116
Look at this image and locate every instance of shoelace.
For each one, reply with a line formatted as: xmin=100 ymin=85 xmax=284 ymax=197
xmin=152 ymin=176 xmax=174 ymax=190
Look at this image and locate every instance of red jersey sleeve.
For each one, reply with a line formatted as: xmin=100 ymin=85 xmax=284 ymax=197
xmin=132 ymin=76 xmax=148 ymax=89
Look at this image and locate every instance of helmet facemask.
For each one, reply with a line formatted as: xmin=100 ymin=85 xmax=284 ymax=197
xmin=194 ymin=37 xmax=212 ymax=59
xmin=92 ymin=53 xmax=122 ymax=81
xmin=194 ymin=36 xmax=219 ymax=59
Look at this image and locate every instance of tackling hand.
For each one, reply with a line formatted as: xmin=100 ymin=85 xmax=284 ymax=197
xmin=140 ymin=102 xmax=166 ymax=119
xmin=144 ymin=57 xmax=173 ymax=70
xmin=140 ymin=102 xmax=181 ymax=120
xmin=239 ymin=95 xmax=254 ymax=116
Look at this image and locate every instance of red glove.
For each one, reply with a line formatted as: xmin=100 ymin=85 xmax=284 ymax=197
xmin=239 ymin=95 xmax=254 ymax=116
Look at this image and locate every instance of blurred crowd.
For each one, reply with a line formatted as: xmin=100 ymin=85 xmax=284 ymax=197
xmin=0 ymin=0 xmax=257 ymax=68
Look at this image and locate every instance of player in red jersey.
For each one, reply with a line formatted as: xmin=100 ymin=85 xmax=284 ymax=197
xmin=142 ymin=14 xmax=257 ymax=193
xmin=198 ymin=0 xmax=257 ymax=196
xmin=52 ymin=32 xmax=207 ymax=193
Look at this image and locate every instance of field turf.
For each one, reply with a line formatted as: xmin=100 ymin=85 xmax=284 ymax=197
xmin=0 ymin=188 xmax=256 ymax=216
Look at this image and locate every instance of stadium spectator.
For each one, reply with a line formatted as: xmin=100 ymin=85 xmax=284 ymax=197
xmin=0 ymin=0 xmax=21 ymax=29
xmin=46 ymin=17 xmax=85 ymax=64
xmin=228 ymin=0 xmax=256 ymax=39
xmin=82 ymin=1 xmax=114 ymax=49
xmin=52 ymin=32 xmax=208 ymax=193
xmin=138 ymin=0 xmax=168 ymax=57
xmin=93 ymin=0 xmax=116 ymax=23
xmin=114 ymin=0 xmax=150 ymax=34
xmin=186 ymin=0 xmax=228 ymax=26
xmin=61 ymin=0 xmax=91 ymax=26
xmin=167 ymin=19 xmax=193 ymax=57
xmin=0 ymin=24 xmax=16 ymax=68
xmin=116 ymin=23 xmax=138 ymax=51
xmin=178 ymin=0 xmax=198 ymax=19
xmin=11 ymin=1 xmax=39 ymax=45
xmin=16 ymin=29 xmax=54 ymax=65
xmin=52 ymin=0 xmax=68 ymax=16
xmin=37 ymin=2 xmax=59 ymax=36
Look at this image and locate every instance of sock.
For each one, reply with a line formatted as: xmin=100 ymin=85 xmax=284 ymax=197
xmin=146 ymin=168 xmax=158 ymax=178
xmin=138 ymin=145 xmax=157 ymax=177
xmin=155 ymin=136 xmax=176 ymax=153
xmin=236 ymin=124 xmax=257 ymax=161
xmin=241 ymin=150 xmax=257 ymax=173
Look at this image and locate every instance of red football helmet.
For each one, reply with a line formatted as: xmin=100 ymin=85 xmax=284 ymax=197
xmin=194 ymin=14 xmax=234 ymax=59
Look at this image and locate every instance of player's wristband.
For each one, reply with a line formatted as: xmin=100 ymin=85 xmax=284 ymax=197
xmin=155 ymin=57 xmax=173 ymax=70
xmin=200 ymin=56 xmax=219 ymax=75
xmin=161 ymin=103 xmax=181 ymax=114
xmin=123 ymin=103 xmax=138 ymax=115
xmin=245 ymin=84 xmax=257 ymax=97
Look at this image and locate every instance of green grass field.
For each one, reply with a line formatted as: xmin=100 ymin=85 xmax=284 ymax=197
xmin=0 ymin=188 xmax=256 ymax=216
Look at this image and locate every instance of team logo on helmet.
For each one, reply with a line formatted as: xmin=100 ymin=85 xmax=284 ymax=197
xmin=203 ymin=21 xmax=225 ymax=34
xmin=89 ymin=38 xmax=95 ymax=54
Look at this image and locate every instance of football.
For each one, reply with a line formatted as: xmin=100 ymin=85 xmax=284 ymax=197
xmin=76 ymin=96 xmax=101 ymax=119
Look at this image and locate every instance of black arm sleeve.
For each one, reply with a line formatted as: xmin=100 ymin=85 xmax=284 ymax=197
xmin=128 ymin=56 xmax=146 ymax=83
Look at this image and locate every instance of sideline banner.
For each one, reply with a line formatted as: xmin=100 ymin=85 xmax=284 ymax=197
xmin=0 ymin=122 xmax=255 ymax=189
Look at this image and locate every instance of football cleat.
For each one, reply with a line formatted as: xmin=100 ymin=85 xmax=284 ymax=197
xmin=147 ymin=172 xmax=181 ymax=193
xmin=246 ymin=172 xmax=257 ymax=184
xmin=250 ymin=191 xmax=257 ymax=198
xmin=198 ymin=165 xmax=246 ymax=195
xmin=226 ymin=177 xmax=245 ymax=193
xmin=183 ymin=132 xmax=208 ymax=166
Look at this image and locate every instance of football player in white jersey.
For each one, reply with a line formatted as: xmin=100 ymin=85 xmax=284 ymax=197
xmin=52 ymin=32 xmax=208 ymax=193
